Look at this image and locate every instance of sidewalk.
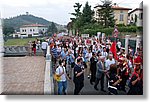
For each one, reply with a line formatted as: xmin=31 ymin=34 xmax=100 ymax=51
xmin=1 ymin=56 xmax=45 ymax=95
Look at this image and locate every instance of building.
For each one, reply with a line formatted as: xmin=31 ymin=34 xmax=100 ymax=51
xmin=94 ymin=5 xmax=132 ymax=25
xmin=112 ymin=6 xmax=132 ymax=25
xmin=128 ymin=2 xmax=143 ymax=27
xmin=12 ymin=32 xmax=21 ymax=38
xmin=19 ymin=24 xmax=48 ymax=38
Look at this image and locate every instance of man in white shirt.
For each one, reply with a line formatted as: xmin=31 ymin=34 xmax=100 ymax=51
xmin=55 ymin=60 xmax=67 ymax=95
xmin=105 ymin=54 xmax=116 ymax=71
xmin=41 ymin=40 xmax=48 ymax=57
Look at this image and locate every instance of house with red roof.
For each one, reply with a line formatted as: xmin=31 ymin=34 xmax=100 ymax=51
xmin=15 ymin=24 xmax=48 ymax=38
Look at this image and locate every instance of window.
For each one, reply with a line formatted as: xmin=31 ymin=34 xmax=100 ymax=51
xmin=139 ymin=13 xmax=143 ymax=20
xmin=22 ymin=29 xmax=24 ymax=32
xmin=24 ymin=29 xmax=26 ymax=32
xmin=43 ymin=29 xmax=45 ymax=31
xmin=34 ymin=33 xmax=38 ymax=35
xmin=30 ymin=29 xmax=32 ymax=32
xmin=120 ymin=14 xmax=124 ymax=21
xmin=21 ymin=34 xmax=26 ymax=35
xmin=33 ymin=29 xmax=35 ymax=32
xmin=131 ymin=14 xmax=133 ymax=20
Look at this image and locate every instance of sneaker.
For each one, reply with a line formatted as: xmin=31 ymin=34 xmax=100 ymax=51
xmin=87 ymin=76 xmax=90 ymax=79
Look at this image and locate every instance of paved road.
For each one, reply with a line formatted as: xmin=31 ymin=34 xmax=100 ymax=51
xmin=1 ymin=56 xmax=45 ymax=95
xmin=57 ymin=69 xmax=127 ymax=95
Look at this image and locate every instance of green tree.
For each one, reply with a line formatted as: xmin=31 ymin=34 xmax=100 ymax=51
xmin=3 ymin=25 xmax=15 ymax=35
xmin=47 ymin=22 xmax=58 ymax=34
xmin=81 ymin=2 xmax=94 ymax=25
xmin=70 ymin=3 xmax=82 ymax=35
xmin=96 ymin=1 xmax=115 ymax=28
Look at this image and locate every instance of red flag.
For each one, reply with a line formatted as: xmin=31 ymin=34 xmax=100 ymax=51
xmin=110 ymin=41 xmax=118 ymax=60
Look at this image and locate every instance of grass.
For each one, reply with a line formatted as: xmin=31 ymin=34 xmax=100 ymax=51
xmin=4 ymin=38 xmax=37 ymax=46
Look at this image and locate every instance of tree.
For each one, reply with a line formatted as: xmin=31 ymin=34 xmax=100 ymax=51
xmin=3 ymin=25 xmax=15 ymax=36
xmin=96 ymin=1 xmax=115 ymax=28
xmin=71 ymin=3 xmax=82 ymax=18
xmin=70 ymin=3 xmax=82 ymax=35
xmin=47 ymin=22 xmax=58 ymax=34
xmin=81 ymin=2 xmax=94 ymax=25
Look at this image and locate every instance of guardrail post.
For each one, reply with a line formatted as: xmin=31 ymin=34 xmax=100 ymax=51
xmin=136 ymin=35 xmax=142 ymax=52
xmin=125 ymin=35 xmax=131 ymax=55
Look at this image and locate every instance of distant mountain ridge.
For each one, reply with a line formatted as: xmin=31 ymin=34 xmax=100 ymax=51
xmin=3 ymin=14 xmax=65 ymax=31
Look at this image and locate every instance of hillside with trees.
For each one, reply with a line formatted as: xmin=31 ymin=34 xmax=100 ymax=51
xmin=3 ymin=13 xmax=65 ymax=35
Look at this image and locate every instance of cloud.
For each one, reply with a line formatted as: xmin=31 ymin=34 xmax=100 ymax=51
xmin=0 ymin=0 xmax=143 ymax=25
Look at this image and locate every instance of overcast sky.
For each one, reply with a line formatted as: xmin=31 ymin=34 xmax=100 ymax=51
xmin=0 ymin=0 xmax=143 ymax=25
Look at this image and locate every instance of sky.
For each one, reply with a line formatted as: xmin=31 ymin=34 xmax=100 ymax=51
xmin=0 ymin=0 xmax=143 ymax=25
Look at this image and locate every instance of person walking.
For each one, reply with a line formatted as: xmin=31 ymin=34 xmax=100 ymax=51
xmin=51 ymin=44 xmax=58 ymax=67
xmin=66 ymin=50 xmax=75 ymax=79
xmin=28 ymin=41 xmax=32 ymax=56
xmin=73 ymin=58 xmax=85 ymax=95
xmin=32 ymin=41 xmax=36 ymax=56
xmin=90 ymin=52 xmax=97 ymax=85
xmin=107 ymin=64 xmax=122 ymax=95
xmin=127 ymin=65 xmax=143 ymax=95
xmin=94 ymin=56 xmax=107 ymax=92
xmin=41 ymin=40 xmax=48 ymax=57
xmin=55 ymin=59 xmax=68 ymax=95
xmin=85 ymin=49 xmax=92 ymax=79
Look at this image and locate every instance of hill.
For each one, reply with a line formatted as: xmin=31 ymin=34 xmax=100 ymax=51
xmin=3 ymin=13 xmax=65 ymax=32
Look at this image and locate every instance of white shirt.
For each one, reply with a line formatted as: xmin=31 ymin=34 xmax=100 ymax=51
xmin=127 ymin=60 xmax=133 ymax=69
xmin=41 ymin=42 xmax=48 ymax=50
xmin=55 ymin=41 xmax=60 ymax=45
xmin=85 ymin=52 xmax=92 ymax=61
xmin=101 ymin=51 xmax=108 ymax=58
xmin=105 ymin=58 xmax=115 ymax=70
xmin=56 ymin=66 xmax=66 ymax=82
xmin=117 ymin=41 xmax=121 ymax=48
xmin=57 ymin=46 xmax=62 ymax=53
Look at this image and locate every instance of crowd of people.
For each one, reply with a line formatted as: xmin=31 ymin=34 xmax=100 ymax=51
xmin=41 ymin=35 xmax=143 ymax=95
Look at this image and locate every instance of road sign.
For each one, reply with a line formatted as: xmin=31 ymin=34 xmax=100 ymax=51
xmin=113 ymin=28 xmax=119 ymax=38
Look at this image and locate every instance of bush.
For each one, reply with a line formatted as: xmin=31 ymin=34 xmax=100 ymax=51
xmin=137 ymin=26 xmax=143 ymax=32
xmin=82 ymin=26 xmax=141 ymax=36
xmin=116 ymin=23 xmax=126 ymax=27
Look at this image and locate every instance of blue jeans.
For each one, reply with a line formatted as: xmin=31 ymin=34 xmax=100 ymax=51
xmin=58 ymin=81 xmax=67 ymax=95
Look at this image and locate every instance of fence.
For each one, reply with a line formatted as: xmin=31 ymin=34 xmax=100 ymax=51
xmin=44 ymin=46 xmax=54 ymax=95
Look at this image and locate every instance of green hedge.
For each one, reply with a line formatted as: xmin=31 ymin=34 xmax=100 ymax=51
xmin=81 ymin=26 xmax=143 ymax=36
